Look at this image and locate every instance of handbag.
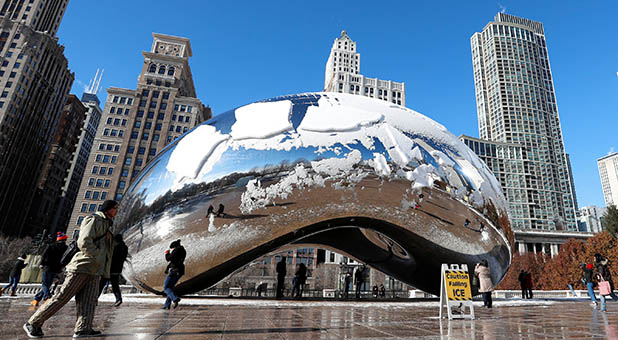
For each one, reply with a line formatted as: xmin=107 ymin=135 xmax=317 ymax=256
xmin=60 ymin=223 xmax=108 ymax=266
xmin=471 ymin=273 xmax=479 ymax=287
xmin=598 ymin=274 xmax=612 ymax=296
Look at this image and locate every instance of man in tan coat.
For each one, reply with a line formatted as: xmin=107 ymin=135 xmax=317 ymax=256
xmin=24 ymin=200 xmax=118 ymax=338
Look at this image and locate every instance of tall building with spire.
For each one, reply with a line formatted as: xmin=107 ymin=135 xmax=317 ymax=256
xmin=324 ymin=31 xmax=405 ymax=106
xmin=67 ymin=33 xmax=211 ymax=238
xmin=0 ymin=0 xmax=74 ymax=236
xmin=470 ymin=13 xmax=577 ymax=232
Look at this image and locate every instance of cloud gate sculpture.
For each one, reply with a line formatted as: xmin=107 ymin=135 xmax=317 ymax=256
xmin=114 ymin=92 xmax=513 ymax=296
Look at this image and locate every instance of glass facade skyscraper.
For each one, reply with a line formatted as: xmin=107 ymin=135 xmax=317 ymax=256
xmin=471 ymin=13 xmax=577 ymax=231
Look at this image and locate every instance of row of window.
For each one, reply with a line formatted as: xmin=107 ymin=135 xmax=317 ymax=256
xmin=134 ymin=121 xmax=162 ymax=130
xmin=130 ymin=132 xmax=160 ymax=142
xmin=173 ymin=114 xmax=191 ymax=123
xmin=137 ymin=111 xmax=165 ymax=120
xmin=125 ymin=157 xmax=147 ymax=167
xmin=126 ymin=146 xmax=157 ymax=156
xmin=87 ymin=178 xmax=111 ymax=188
xmin=92 ymin=166 xmax=113 ymax=176
xmin=80 ymin=203 xmax=103 ymax=213
xmin=145 ymin=78 xmax=171 ymax=87
xmin=139 ymin=100 xmax=167 ymax=110
xmin=84 ymin=190 xmax=108 ymax=200
xmin=98 ymin=143 xmax=120 ymax=152
xmin=103 ymin=128 xmax=124 ymax=137
xmin=94 ymin=154 xmax=118 ymax=164
xmin=112 ymin=96 xmax=134 ymax=105
xmin=106 ymin=117 xmax=127 ymax=126
xmin=142 ymin=89 xmax=170 ymax=99
xmin=109 ymin=107 xmax=130 ymax=115
xmin=148 ymin=64 xmax=175 ymax=76
xmin=169 ymin=125 xmax=188 ymax=133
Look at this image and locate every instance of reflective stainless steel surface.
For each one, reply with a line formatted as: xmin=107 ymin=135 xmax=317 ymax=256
xmin=114 ymin=93 xmax=513 ymax=296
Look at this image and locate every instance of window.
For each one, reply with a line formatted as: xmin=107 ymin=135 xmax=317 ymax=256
xmin=127 ymin=98 xmax=133 ymax=105
xmin=178 ymin=115 xmax=184 ymax=122
xmin=107 ymin=168 xmax=113 ymax=175
xmin=119 ymin=97 xmax=126 ymax=104
xmin=114 ymin=145 xmax=120 ymax=152
xmin=117 ymin=108 xmax=123 ymax=115
xmin=158 ymin=65 xmax=166 ymax=74
xmin=145 ymin=122 xmax=152 ymax=129
xmin=92 ymin=192 xmax=100 ymax=200
xmin=138 ymin=147 xmax=145 ymax=155
xmin=160 ymin=103 xmax=167 ymax=110
xmin=168 ymin=66 xmax=175 ymax=76
xmin=174 ymin=104 xmax=179 ymax=111
xmin=103 ymin=155 xmax=110 ymax=163
xmin=139 ymin=100 xmax=146 ymax=107
xmin=136 ymin=158 xmax=143 ymax=166
xmin=99 ymin=167 xmax=106 ymax=175
xmin=114 ymin=118 xmax=120 ymax=126
xmin=153 ymin=134 xmax=159 ymax=141
xmin=172 ymin=114 xmax=177 ymax=121
xmin=137 ymin=110 xmax=144 ymax=117
xmin=85 ymin=191 xmax=91 ymax=199
xmin=95 ymin=154 xmax=102 ymax=162
xmin=149 ymin=148 xmax=156 ymax=156
xmin=92 ymin=166 xmax=98 ymax=174
xmin=176 ymin=126 xmax=181 ymax=132
xmin=142 ymin=89 xmax=149 ymax=96
xmin=125 ymin=157 xmax=132 ymax=165
xmin=142 ymin=133 xmax=149 ymax=140
xmin=150 ymin=101 xmax=157 ymax=109
xmin=149 ymin=64 xmax=156 ymax=73
xmin=157 ymin=113 xmax=165 ymax=120
xmin=187 ymin=106 xmax=192 ymax=113
xmin=169 ymin=125 xmax=175 ymax=132
xmin=106 ymin=117 xmax=113 ymax=124
xmin=155 ymin=123 xmax=162 ymax=130
xmin=181 ymin=105 xmax=186 ymax=112
xmin=106 ymin=144 xmax=113 ymax=151
xmin=183 ymin=127 xmax=188 ymax=133
xmin=127 ymin=146 xmax=135 ymax=154
xmin=104 ymin=180 xmax=110 ymax=187
xmin=115 ymin=193 xmax=123 ymax=201
xmin=103 ymin=128 xmax=110 ymax=136
xmin=88 ymin=178 xmax=95 ymax=186
xmin=111 ymin=156 xmax=117 ymax=163
xmin=89 ymin=204 xmax=97 ymax=212
xmin=131 ymin=132 xmax=138 ymax=139
xmin=121 ymin=170 xmax=129 ymax=177
xmin=118 ymin=181 xmax=126 ymax=189
xmin=147 ymin=111 xmax=154 ymax=119
xmin=81 ymin=204 xmax=88 ymax=212
xmin=134 ymin=121 xmax=141 ymax=128
xmin=96 ymin=179 xmax=103 ymax=187
xmin=152 ymin=91 xmax=159 ymax=98
xmin=77 ymin=216 xmax=84 ymax=226
xmin=113 ymin=96 xmax=119 ymax=103
xmin=162 ymin=92 xmax=169 ymax=99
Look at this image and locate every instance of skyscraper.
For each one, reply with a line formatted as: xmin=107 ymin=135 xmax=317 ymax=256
xmin=471 ymin=13 xmax=576 ymax=231
xmin=324 ymin=31 xmax=405 ymax=106
xmin=0 ymin=0 xmax=74 ymax=236
xmin=598 ymin=151 xmax=618 ymax=207
xmin=66 ymin=33 xmax=211 ymax=238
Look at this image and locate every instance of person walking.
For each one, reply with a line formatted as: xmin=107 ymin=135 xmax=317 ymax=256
xmin=379 ymin=284 xmax=386 ymax=298
xmin=595 ymin=253 xmax=618 ymax=312
xmin=525 ymin=271 xmax=534 ymax=299
xmin=518 ymin=270 xmax=527 ymax=299
xmin=0 ymin=254 xmax=28 ymax=297
xmin=292 ymin=263 xmax=307 ymax=298
xmin=475 ymin=260 xmax=493 ymax=308
xmin=98 ymin=234 xmax=128 ymax=307
xmin=355 ymin=266 xmax=365 ymax=299
xmin=30 ymin=232 xmax=68 ymax=307
xmin=582 ymin=263 xmax=598 ymax=307
xmin=276 ymin=257 xmax=286 ymax=299
xmin=161 ymin=239 xmax=186 ymax=310
xmin=343 ymin=273 xmax=351 ymax=298
xmin=23 ymin=200 xmax=117 ymax=338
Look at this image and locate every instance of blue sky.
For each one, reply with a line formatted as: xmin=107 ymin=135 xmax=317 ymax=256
xmin=57 ymin=1 xmax=618 ymax=208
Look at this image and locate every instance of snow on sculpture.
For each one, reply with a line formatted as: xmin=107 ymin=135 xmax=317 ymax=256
xmin=115 ymin=93 xmax=513 ymax=296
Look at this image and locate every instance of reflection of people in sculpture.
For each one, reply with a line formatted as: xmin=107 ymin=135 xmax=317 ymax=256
xmin=162 ymin=239 xmax=186 ymax=310
xmin=292 ymin=263 xmax=307 ymax=298
xmin=276 ymin=257 xmax=286 ymax=299
xmin=344 ymin=273 xmax=351 ymax=298
xmin=207 ymin=205 xmax=214 ymax=217
xmin=355 ymin=266 xmax=366 ymax=299
xmin=216 ymin=204 xmax=225 ymax=217
xmin=379 ymin=284 xmax=385 ymax=297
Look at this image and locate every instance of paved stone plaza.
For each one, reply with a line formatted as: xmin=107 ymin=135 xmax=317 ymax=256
xmin=1 ymin=294 xmax=617 ymax=339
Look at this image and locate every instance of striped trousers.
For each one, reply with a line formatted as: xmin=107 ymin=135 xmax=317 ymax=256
xmin=29 ymin=271 xmax=100 ymax=332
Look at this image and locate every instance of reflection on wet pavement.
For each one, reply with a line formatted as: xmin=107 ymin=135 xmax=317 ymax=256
xmin=1 ymin=295 xmax=618 ymax=339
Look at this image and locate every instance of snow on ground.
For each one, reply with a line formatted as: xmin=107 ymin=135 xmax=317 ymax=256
xmin=98 ymin=293 xmax=562 ymax=309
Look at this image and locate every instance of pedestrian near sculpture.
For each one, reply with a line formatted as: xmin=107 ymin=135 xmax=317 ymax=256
xmin=161 ymin=239 xmax=186 ymax=310
xmin=525 ymin=271 xmax=533 ymax=299
xmin=98 ymin=234 xmax=128 ymax=307
xmin=582 ymin=263 xmax=598 ymax=307
xmin=595 ymin=253 xmax=618 ymax=312
xmin=0 ymin=254 xmax=28 ymax=297
xmin=518 ymin=270 xmax=527 ymax=299
xmin=475 ymin=260 xmax=493 ymax=308
xmin=292 ymin=263 xmax=307 ymax=298
xmin=31 ymin=232 xmax=69 ymax=307
xmin=355 ymin=266 xmax=366 ymax=299
xmin=23 ymin=200 xmax=117 ymax=339
xmin=276 ymin=257 xmax=286 ymax=299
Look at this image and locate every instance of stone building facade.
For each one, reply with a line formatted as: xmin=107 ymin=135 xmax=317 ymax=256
xmin=324 ymin=31 xmax=405 ymax=106
xmin=67 ymin=33 xmax=211 ymax=238
xmin=0 ymin=0 xmax=73 ymax=236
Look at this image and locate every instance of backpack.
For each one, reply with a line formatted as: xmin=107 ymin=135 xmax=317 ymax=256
xmin=60 ymin=216 xmax=108 ymax=266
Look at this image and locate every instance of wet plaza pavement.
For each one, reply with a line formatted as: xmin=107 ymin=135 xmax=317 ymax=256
xmin=1 ymin=294 xmax=618 ymax=339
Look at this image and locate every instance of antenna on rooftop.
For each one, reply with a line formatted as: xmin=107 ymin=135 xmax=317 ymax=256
xmin=85 ymin=68 xmax=104 ymax=95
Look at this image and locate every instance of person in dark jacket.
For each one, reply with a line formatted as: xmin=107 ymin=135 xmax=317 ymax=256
xmin=595 ymin=253 xmax=618 ymax=312
xmin=343 ymin=273 xmax=351 ymax=298
xmin=355 ymin=266 xmax=366 ymax=299
xmin=525 ymin=271 xmax=533 ymax=299
xmin=98 ymin=234 xmax=128 ymax=307
xmin=0 ymin=254 xmax=28 ymax=296
xmin=518 ymin=270 xmax=527 ymax=299
xmin=292 ymin=263 xmax=307 ymax=298
xmin=31 ymin=233 xmax=68 ymax=306
xmin=582 ymin=263 xmax=598 ymax=306
xmin=379 ymin=284 xmax=385 ymax=298
xmin=161 ymin=239 xmax=186 ymax=309
xmin=276 ymin=257 xmax=286 ymax=299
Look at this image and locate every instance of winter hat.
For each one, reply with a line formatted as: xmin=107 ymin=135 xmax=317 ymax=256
xmin=586 ymin=263 xmax=594 ymax=270
xmin=169 ymin=239 xmax=181 ymax=248
xmin=56 ymin=232 xmax=68 ymax=242
xmin=100 ymin=200 xmax=119 ymax=213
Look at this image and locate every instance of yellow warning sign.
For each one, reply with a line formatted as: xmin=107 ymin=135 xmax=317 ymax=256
xmin=444 ymin=270 xmax=472 ymax=301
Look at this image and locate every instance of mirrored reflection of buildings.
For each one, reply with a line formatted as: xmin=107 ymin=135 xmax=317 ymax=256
xmin=66 ymin=33 xmax=211 ymax=239
xmin=597 ymin=152 xmax=618 ymax=207
xmin=467 ymin=13 xmax=591 ymax=256
xmin=577 ymin=205 xmax=605 ymax=233
xmin=0 ymin=0 xmax=74 ymax=236
xmin=222 ymin=32 xmax=412 ymax=295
